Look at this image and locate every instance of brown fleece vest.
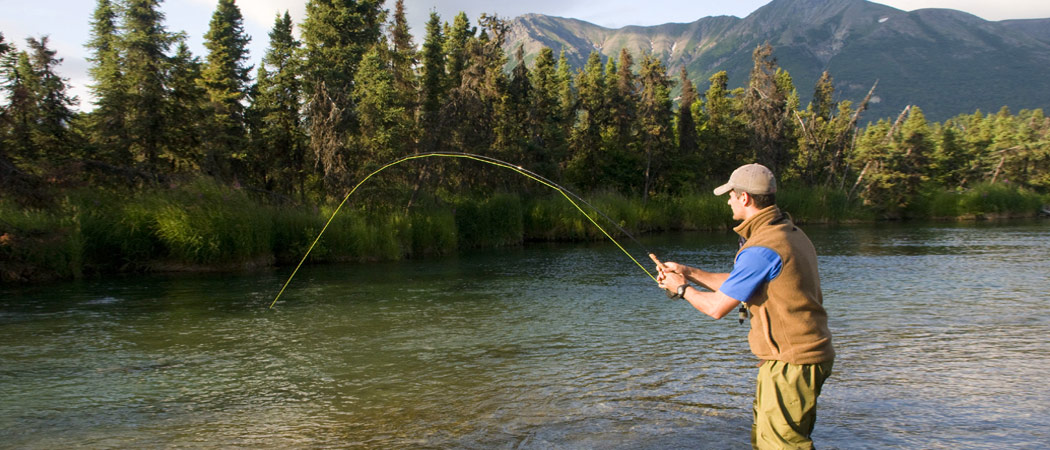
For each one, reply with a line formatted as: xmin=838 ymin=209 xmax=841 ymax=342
xmin=735 ymin=206 xmax=835 ymax=365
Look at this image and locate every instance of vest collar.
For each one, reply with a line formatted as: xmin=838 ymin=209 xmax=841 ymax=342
xmin=733 ymin=205 xmax=784 ymax=241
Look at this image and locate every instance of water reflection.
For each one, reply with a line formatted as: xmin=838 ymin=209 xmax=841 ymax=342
xmin=1 ymin=221 xmax=1048 ymax=448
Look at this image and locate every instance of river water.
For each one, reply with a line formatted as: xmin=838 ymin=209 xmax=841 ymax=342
xmin=1 ymin=221 xmax=1048 ymax=449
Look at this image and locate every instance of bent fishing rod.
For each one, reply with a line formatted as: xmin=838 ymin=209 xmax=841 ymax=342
xmin=269 ymin=151 xmax=668 ymax=309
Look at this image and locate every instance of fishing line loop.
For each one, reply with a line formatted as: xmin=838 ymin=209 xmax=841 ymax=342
xmin=269 ymin=152 xmax=657 ymax=309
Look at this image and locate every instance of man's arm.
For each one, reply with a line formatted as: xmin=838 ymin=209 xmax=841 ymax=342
xmin=661 ymin=261 xmax=729 ymax=291
xmin=657 ymin=264 xmax=741 ymax=320
xmin=681 ymin=287 xmax=741 ymax=320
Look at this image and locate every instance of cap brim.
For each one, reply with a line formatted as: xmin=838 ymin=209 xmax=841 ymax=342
xmin=713 ymin=183 xmax=733 ymax=196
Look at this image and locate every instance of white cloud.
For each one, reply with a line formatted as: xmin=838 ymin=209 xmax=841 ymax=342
xmin=870 ymin=0 xmax=1050 ymax=21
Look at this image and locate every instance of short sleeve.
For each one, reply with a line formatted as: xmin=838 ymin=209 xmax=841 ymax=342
xmin=718 ymin=246 xmax=782 ymax=303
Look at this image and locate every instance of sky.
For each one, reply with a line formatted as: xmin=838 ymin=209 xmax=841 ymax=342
xmin=2 ymin=0 xmax=1050 ymax=111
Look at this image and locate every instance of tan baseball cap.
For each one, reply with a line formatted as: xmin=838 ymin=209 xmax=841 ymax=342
xmin=713 ymin=163 xmax=777 ymax=196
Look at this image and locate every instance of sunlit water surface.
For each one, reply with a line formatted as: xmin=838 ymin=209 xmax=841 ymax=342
xmin=2 ymin=221 xmax=1048 ymax=449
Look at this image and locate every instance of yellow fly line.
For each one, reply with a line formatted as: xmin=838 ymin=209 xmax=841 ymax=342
xmin=269 ymin=152 xmax=657 ymax=309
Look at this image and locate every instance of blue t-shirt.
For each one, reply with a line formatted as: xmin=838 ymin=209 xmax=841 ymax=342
xmin=718 ymin=246 xmax=782 ymax=303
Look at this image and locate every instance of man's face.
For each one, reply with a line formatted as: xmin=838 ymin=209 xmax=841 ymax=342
xmin=727 ymin=190 xmax=747 ymax=221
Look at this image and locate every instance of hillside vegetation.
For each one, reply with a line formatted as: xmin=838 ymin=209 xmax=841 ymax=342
xmin=1 ymin=0 xmax=1048 ymax=282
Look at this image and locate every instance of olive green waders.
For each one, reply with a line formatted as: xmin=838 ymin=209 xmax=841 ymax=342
xmin=751 ymin=359 xmax=834 ymax=449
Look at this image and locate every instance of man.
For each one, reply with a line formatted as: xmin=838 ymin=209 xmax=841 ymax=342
xmin=656 ymin=163 xmax=834 ymax=449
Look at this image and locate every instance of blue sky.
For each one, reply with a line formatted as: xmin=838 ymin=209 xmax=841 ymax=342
xmin=2 ymin=0 xmax=1049 ymax=111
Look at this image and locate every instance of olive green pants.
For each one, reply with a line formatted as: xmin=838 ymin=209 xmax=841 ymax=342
xmin=751 ymin=359 xmax=834 ymax=450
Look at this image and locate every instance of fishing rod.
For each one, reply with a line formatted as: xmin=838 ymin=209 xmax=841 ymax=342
xmin=269 ymin=151 xmax=664 ymax=309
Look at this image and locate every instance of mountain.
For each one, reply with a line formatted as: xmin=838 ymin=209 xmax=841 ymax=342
xmin=503 ymin=0 xmax=1050 ymax=122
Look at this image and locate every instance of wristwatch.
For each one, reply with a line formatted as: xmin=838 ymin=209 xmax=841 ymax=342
xmin=675 ymin=283 xmax=690 ymax=299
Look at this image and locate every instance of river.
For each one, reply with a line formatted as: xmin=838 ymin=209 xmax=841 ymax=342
xmin=1 ymin=220 xmax=1048 ymax=449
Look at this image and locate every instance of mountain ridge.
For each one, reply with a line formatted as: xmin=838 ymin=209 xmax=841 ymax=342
xmin=503 ymin=0 xmax=1050 ymax=121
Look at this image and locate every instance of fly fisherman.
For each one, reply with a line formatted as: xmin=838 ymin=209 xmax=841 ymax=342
xmin=656 ymin=163 xmax=835 ymax=449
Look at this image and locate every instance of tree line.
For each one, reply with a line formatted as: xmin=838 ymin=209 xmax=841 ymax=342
xmin=2 ymin=0 xmax=1048 ymax=216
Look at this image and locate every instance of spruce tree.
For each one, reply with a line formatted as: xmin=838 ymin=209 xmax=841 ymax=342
xmin=555 ymin=50 xmax=576 ymax=170
xmin=607 ymin=49 xmax=638 ymax=152
xmin=165 ymin=40 xmax=207 ymax=172
xmin=301 ymin=0 xmax=385 ymax=190
xmin=353 ymin=44 xmax=412 ymax=171
xmin=25 ymin=37 xmax=79 ymax=164
xmin=529 ymin=47 xmax=566 ymax=178
xmin=811 ymin=71 xmax=834 ymax=121
xmin=0 ymin=32 xmax=15 ymax=176
xmin=701 ymin=71 xmax=748 ymax=183
xmin=497 ymin=44 xmax=531 ymax=165
xmin=444 ymin=13 xmax=473 ymax=91
xmin=85 ymin=0 xmax=128 ymax=164
xmin=566 ymin=52 xmax=606 ymax=190
xmin=0 ymin=34 xmax=40 ymax=196
xmin=122 ymin=0 xmax=174 ymax=175
xmin=637 ymin=54 xmax=673 ymax=198
xmin=445 ymin=13 xmax=508 ymax=189
xmin=743 ymin=43 xmax=793 ymax=175
xmin=199 ymin=0 xmax=252 ymax=180
xmin=2 ymin=50 xmax=37 ymax=164
xmin=418 ymin=12 xmax=447 ymax=154
xmin=252 ymin=11 xmax=305 ymax=196
xmin=675 ymin=67 xmax=700 ymax=190
xmin=388 ymin=0 xmax=417 ymax=109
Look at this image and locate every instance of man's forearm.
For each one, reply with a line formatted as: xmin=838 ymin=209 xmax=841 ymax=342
xmin=684 ymin=266 xmax=730 ymax=291
xmin=682 ymin=287 xmax=740 ymax=319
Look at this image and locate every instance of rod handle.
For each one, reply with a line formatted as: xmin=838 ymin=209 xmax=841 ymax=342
xmin=649 ymin=253 xmax=668 ymax=271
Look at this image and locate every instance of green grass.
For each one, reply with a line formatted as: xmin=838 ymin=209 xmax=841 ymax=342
xmin=0 ymin=199 xmax=83 ymax=281
xmin=912 ymin=182 xmax=1045 ymax=219
xmin=2 ymin=179 xmax=1044 ymax=283
xmin=777 ymin=186 xmax=874 ymax=223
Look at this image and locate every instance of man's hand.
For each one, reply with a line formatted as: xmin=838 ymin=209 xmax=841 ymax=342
xmin=656 ymin=262 xmax=687 ymax=294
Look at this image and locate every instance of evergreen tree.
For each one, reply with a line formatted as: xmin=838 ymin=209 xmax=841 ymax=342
xmin=165 ymin=40 xmax=207 ymax=173
xmin=607 ymin=49 xmax=638 ymax=149
xmin=2 ymin=49 xmax=36 ymax=164
xmin=793 ymin=72 xmax=835 ymax=185
xmin=497 ymin=44 xmax=532 ymax=165
xmin=529 ymin=47 xmax=567 ymax=178
xmin=353 ymin=43 xmax=412 ymax=172
xmin=122 ymin=0 xmax=175 ymax=175
xmin=444 ymin=13 xmax=473 ymax=91
xmin=554 ymin=50 xmax=576 ymax=172
xmin=418 ymin=12 xmax=446 ymax=153
xmin=388 ymin=0 xmax=418 ymax=157
xmin=252 ymin=11 xmax=305 ymax=196
xmin=855 ymin=106 xmax=932 ymax=215
xmin=446 ymin=13 xmax=508 ymax=188
xmin=301 ymin=0 xmax=385 ymax=190
xmin=700 ymin=71 xmax=748 ymax=183
xmin=0 ymin=32 xmax=13 ymax=169
xmin=676 ymin=67 xmax=699 ymax=165
xmin=199 ymin=0 xmax=252 ymax=180
xmin=0 ymin=34 xmax=41 ymax=197
xmin=566 ymin=52 xmax=606 ymax=190
xmin=637 ymin=54 xmax=673 ymax=198
xmin=25 ymin=36 xmax=79 ymax=163
xmin=743 ymin=43 xmax=794 ymax=176
xmin=0 ymin=38 xmax=79 ymax=168
xmin=85 ymin=0 xmax=128 ymax=164
xmin=388 ymin=0 xmax=417 ymax=108
xmin=930 ymin=124 xmax=967 ymax=188
xmin=811 ymin=71 xmax=834 ymax=121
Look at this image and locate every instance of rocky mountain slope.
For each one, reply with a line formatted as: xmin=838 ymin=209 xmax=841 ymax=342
xmin=504 ymin=0 xmax=1050 ymax=121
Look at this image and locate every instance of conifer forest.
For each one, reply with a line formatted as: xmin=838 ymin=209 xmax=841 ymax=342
xmin=1 ymin=0 xmax=1048 ymax=281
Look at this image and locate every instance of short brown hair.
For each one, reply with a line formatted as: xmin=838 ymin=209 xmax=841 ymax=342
xmin=749 ymin=193 xmax=776 ymax=209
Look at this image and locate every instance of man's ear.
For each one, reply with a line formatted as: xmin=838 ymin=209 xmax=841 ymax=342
xmin=739 ymin=191 xmax=751 ymax=206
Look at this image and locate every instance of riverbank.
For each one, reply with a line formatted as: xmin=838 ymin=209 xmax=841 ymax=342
xmin=1 ymin=180 xmax=1045 ymax=283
